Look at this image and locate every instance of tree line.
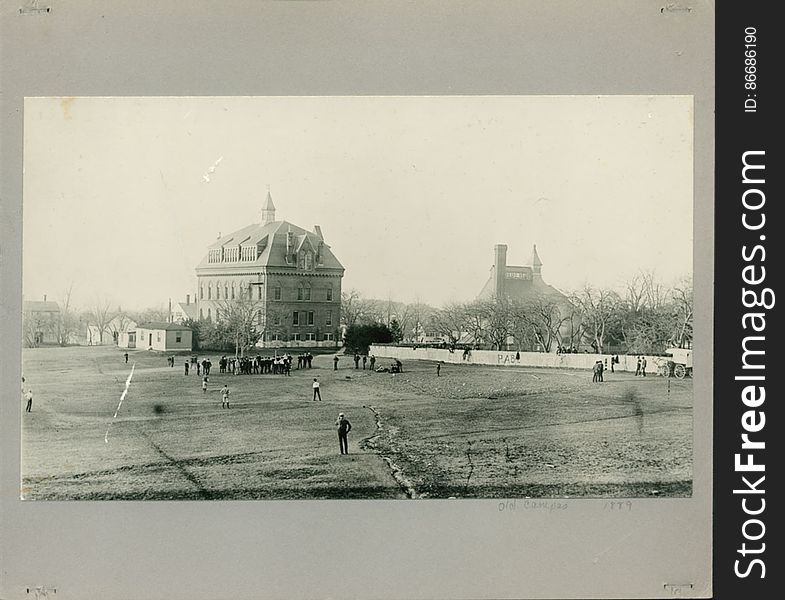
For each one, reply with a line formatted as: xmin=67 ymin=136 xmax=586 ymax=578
xmin=341 ymin=271 xmax=693 ymax=355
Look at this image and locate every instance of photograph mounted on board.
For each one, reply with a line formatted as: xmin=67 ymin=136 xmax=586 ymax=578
xmin=21 ymin=95 xmax=694 ymax=500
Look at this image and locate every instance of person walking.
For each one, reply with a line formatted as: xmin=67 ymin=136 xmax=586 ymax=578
xmin=635 ymin=356 xmax=642 ymax=376
xmin=336 ymin=412 xmax=352 ymax=455
xmin=353 ymin=354 xmax=360 ymax=369
xmin=312 ymin=378 xmax=322 ymax=401
xmin=641 ymin=356 xmax=647 ymax=377
xmin=333 ymin=355 xmax=339 ymax=371
xmin=202 ymin=376 xmax=208 ymax=394
xmin=362 ymin=355 xmax=367 ymax=370
xmin=221 ymin=384 xmax=230 ymax=409
xmin=598 ymin=360 xmax=604 ymax=382
xmin=184 ymin=361 xmax=189 ymax=375
xmin=436 ymin=362 xmax=441 ymax=377
xmin=24 ymin=388 xmax=33 ymax=413
xmin=124 ymin=352 xmax=129 ymax=363
xmin=369 ymin=355 xmax=376 ymax=371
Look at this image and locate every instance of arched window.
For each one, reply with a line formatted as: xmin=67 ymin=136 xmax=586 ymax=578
xmin=216 ymin=283 xmax=221 ymax=300
xmin=231 ymin=282 xmax=235 ymax=300
xmin=200 ymin=308 xmax=204 ymax=320
xmin=304 ymin=251 xmax=313 ymax=270
xmin=225 ymin=284 xmax=229 ymax=299
xmin=216 ymin=308 xmax=221 ymax=321
xmin=207 ymin=308 xmax=212 ymax=320
xmin=200 ymin=285 xmax=204 ymax=300
xmin=208 ymin=284 xmax=212 ymax=300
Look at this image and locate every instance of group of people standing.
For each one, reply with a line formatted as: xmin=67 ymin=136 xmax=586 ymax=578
xmin=351 ymin=354 xmax=376 ymax=371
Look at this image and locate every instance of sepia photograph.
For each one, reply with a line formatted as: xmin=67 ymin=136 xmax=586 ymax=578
xmin=21 ymin=95 xmax=694 ymax=501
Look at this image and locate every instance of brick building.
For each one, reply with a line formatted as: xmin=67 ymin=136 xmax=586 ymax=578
xmin=478 ymin=243 xmax=565 ymax=301
xmin=195 ymin=192 xmax=344 ymax=348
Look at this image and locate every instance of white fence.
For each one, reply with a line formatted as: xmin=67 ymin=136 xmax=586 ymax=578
xmin=368 ymin=345 xmax=667 ymax=374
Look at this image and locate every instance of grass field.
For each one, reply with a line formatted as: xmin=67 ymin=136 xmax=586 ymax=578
xmin=21 ymin=346 xmax=692 ymax=500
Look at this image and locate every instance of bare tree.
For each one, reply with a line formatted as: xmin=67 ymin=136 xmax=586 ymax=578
xmin=429 ymin=303 xmax=468 ymax=349
xmin=640 ymin=270 xmax=669 ymax=310
xmin=570 ymin=286 xmax=622 ymax=354
xmin=55 ymin=284 xmax=81 ymax=346
xmin=215 ymin=294 xmax=266 ymax=357
xmin=517 ymin=294 xmax=571 ymax=353
xmin=671 ymin=275 xmax=694 ymax=348
xmin=88 ymin=299 xmax=116 ymax=345
xmin=340 ymin=290 xmax=382 ymax=328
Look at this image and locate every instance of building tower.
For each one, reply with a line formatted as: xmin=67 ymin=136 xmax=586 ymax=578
xmin=261 ymin=189 xmax=276 ymax=224
xmin=530 ymin=244 xmax=543 ymax=281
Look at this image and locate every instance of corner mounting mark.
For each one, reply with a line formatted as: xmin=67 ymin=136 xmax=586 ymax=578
xmin=19 ymin=0 xmax=51 ymax=15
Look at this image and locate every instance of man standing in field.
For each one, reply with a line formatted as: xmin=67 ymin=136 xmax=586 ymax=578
xmin=336 ymin=412 xmax=352 ymax=455
xmin=436 ymin=362 xmax=441 ymax=377
xmin=312 ymin=378 xmax=322 ymax=401
xmin=202 ymin=376 xmax=208 ymax=394
xmin=184 ymin=361 xmax=190 ymax=375
xmin=124 ymin=352 xmax=129 ymax=363
xmin=24 ymin=388 xmax=33 ymax=413
xmin=221 ymin=384 xmax=230 ymax=409
xmin=333 ymin=355 xmax=339 ymax=371
xmin=641 ymin=356 xmax=647 ymax=377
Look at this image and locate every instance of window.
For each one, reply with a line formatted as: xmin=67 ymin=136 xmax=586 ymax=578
xmin=200 ymin=285 xmax=204 ymax=300
xmin=200 ymin=308 xmax=204 ymax=319
xmin=304 ymin=286 xmax=311 ymax=301
xmin=231 ymin=283 xmax=236 ymax=300
xmin=326 ymin=287 xmax=332 ymax=301
xmin=326 ymin=310 xmax=332 ymax=326
xmin=157 ymin=332 xmax=161 ymax=342
xmin=304 ymin=252 xmax=313 ymax=270
xmin=257 ymin=286 xmax=263 ymax=300
xmin=225 ymin=285 xmax=229 ymax=299
xmin=305 ymin=333 xmax=316 ymax=341
xmin=291 ymin=333 xmax=301 ymax=341
xmin=274 ymin=287 xmax=281 ymax=301
xmin=257 ymin=310 xmax=262 ymax=325
xmin=176 ymin=333 xmax=182 ymax=343
xmin=324 ymin=333 xmax=334 ymax=341
xmin=274 ymin=314 xmax=281 ymax=326
xmin=207 ymin=308 xmax=211 ymax=320
xmin=307 ymin=311 xmax=314 ymax=325
xmin=292 ymin=311 xmax=299 ymax=326
xmin=208 ymin=285 xmax=212 ymax=300
xmin=216 ymin=308 xmax=221 ymax=321
xmin=271 ymin=333 xmax=282 ymax=341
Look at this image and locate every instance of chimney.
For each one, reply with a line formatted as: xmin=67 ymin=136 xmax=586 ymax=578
xmin=313 ymin=225 xmax=324 ymax=240
xmin=493 ymin=244 xmax=507 ymax=298
xmin=186 ymin=294 xmax=190 ymax=306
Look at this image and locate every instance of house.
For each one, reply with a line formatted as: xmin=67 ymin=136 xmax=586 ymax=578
xmin=119 ymin=322 xmax=192 ymax=351
xmin=22 ymin=297 xmax=61 ymax=346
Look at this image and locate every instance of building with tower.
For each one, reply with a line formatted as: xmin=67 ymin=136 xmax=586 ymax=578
xmin=478 ymin=243 xmax=565 ymax=301
xmin=195 ymin=191 xmax=344 ymax=348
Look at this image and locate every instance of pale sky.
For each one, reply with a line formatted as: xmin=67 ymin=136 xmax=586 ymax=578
xmin=23 ymin=96 xmax=693 ymax=310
